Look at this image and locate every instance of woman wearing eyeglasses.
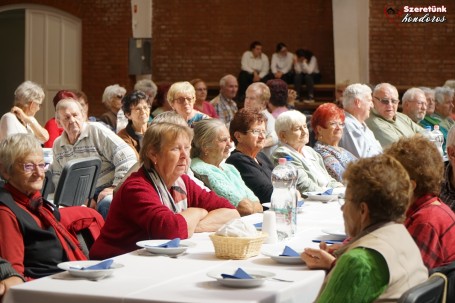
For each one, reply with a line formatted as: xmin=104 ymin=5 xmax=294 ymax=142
xmin=99 ymin=84 xmax=126 ymax=131
xmin=167 ymin=81 xmax=210 ymax=127
xmin=225 ymin=108 xmax=275 ymax=204
xmin=0 ymin=81 xmax=49 ymax=143
xmin=0 ymin=134 xmax=88 ymax=280
xmin=191 ymin=118 xmax=263 ymax=216
xmin=311 ymin=103 xmax=357 ymax=182
xmin=272 ymin=110 xmax=344 ymax=194
xmin=117 ymin=90 xmax=151 ymax=160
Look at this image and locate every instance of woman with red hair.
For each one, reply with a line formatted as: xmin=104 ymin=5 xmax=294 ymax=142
xmin=43 ymin=90 xmax=78 ymax=148
xmin=311 ymin=103 xmax=357 ymax=182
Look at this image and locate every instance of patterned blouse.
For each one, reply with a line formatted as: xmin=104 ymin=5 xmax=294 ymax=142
xmin=313 ymin=141 xmax=357 ymax=182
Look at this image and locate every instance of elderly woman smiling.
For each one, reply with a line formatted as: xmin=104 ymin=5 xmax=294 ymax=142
xmin=272 ymin=110 xmax=343 ymax=193
xmin=191 ymin=119 xmax=263 ymax=216
xmin=226 ymin=108 xmax=275 ymax=204
xmin=117 ymin=90 xmax=151 ymax=159
xmin=0 ymin=134 xmax=87 ymax=280
xmin=302 ymin=155 xmax=428 ymax=302
xmin=311 ymin=103 xmax=357 ymax=182
xmin=90 ymin=122 xmax=239 ymax=259
xmin=167 ymin=81 xmax=209 ymax=127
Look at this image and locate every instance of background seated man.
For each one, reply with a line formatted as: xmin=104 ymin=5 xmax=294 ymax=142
xmin=52 ymin=99 xmax=137 ymax=219
xmin=401 ymin=87 xmax=427 ymax=124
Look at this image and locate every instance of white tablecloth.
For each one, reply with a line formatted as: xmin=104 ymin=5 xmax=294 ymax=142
xmin=4 ymin=201 xmax=344 ymax=303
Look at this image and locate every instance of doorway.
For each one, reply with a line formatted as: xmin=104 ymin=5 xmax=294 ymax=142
xmin=0 ymin=5 xmax=81 ymax=125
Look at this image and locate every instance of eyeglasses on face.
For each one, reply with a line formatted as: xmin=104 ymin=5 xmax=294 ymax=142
xmin=374 ymin=96 xmax=399 ymax=105
xmin=195 ymin=88 xmax=207 ymax=92
xmin=327 ymin=121 xmax=345 ymax=128
xmin=174 ymin=97 xmax=194 ymax=104
xmin=116 ymin=94 xmax=124 ymax=99
xmin=22 ymin=162 xmax=48 ymax=173
xmin=131 ymin=105 xmax=151 ymax=112
xmin=246 ymin=129 xmax=267 ymax=136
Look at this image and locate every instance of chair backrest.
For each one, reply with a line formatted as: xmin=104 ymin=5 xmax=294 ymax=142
xmin=53 ymin=157 xmax=102 ymax=207
xmin=41 ymin=169 xmax=54 ymax=199
xmin=398 ymin=274 xmax=446 ymax=303
xmin=430 ymin=260 xmax=455 ymax=302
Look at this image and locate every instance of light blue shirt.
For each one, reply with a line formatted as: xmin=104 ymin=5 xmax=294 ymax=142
xmin=339 ymin=112 xmax=383 ymax=158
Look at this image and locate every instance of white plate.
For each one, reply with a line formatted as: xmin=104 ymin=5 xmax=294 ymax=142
xmin=136 ymin=240 xmax=195 ymax=255
xmin=207 ymin=268 xmax=275 ymax=288
xmin=321 ymin=228 xmax=347 ymax=238
xmin=261 ymin=248 xmax=304 ymax=264
xmin=57 ymin=260 xmax=123 ymax=280
xmin=304 ymin=192 xmax=338 ymax=202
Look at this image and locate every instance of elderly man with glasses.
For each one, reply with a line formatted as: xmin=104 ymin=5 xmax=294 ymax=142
xmin=365 ymin=83 xmax=424 ymax=148
xmin=402 ymin=87 xmax=428 ymax=124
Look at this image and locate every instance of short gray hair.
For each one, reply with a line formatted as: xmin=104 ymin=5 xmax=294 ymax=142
xmin=191 ymin=119 xmax=226 ymax=158
xmin=14 ymin=80 xmax=45 ymax=107
xmin=275 ymin=110 xmax=306 ymax=135
xmin=402 ymin=87 xmax=425 ymax=104
xmin=55 ymin=98 xmax=83 ymax=120
xmin=342 ymin=83 xmax=372 ymax=109
xmin=0 ymin=133 xmax=43 ymax=175
xmin=151 ymin=111 xmax=187 ymax=126
xmin=219 ymin=74 xmax=237 ymax=88
xmin=134 ymin=79 xmax=157 ymax=100
xmin=102 ymin=84 xmax=126 ymax=106
xmin=166 ymin=81 xmax=195 ymax=107
xmin=434 ymin=86 xmax=455 ymax=104
xmin=247 ymin=82 xmax=271 ymax=106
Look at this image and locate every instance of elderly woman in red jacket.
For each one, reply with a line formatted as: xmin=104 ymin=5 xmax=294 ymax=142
xmin=90 ymin=122 xmax=239 ymax=259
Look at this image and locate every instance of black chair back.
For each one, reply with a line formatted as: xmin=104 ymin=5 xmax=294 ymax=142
xmin=41 ymin=169 xmax=54 ymax=199
xmin=53 ymin=157 xmax=101 ymax=207
xmin=398 ymin=274 xmax=446 ymax=303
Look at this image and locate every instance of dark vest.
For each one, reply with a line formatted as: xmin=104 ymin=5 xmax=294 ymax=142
xmin=0 ymin=189 xmax=66 ymax=279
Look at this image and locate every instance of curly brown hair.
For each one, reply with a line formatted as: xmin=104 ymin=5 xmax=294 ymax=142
xmin=343 ymin=154 xmax=412 ymax=223
xmin=384 ymin=135 xmax=444 ymax=197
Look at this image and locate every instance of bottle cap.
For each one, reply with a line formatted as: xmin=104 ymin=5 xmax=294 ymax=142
xmin=278 ymin=158 xmax=287 ymax=165
xmin=434 ymin=125 xmax=440 ymax=130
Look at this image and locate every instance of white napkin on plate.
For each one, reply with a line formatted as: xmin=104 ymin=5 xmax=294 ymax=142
xmin=215 ymin=219 xmax=259 ymax=237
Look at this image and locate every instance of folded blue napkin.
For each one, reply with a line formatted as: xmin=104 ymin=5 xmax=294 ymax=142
xmin=221 ymin=268 xmax=253 ymax=279
xmin=71 ymin=259 xmax=113 ymax=270
xmin=279 ymin=246 xmax=300 ymax=257
xmin=145 ymin=238 xmax=181 ymax=248
xmin=319 ymin=188 xmax=333 ymax=195
xmin=297 ymin=200 xmax=304 ymax=207
xmin=254 ymin=222 xmax=262 ymax=230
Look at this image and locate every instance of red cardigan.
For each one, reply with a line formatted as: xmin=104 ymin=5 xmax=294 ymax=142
xmin=90 ymin=169 xmax=234 ymax=259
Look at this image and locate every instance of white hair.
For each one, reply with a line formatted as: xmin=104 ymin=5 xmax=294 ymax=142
xmin=102 ymin=84 xmax=126 ymax=106
xmin=402 ymin=87 xmax=425 ymax=104
xmin=275 ymin=110 xmax=306 ymax=135
xmin=342 ymin=83 xmax=372 ymax=109
xmin=434 ymin=86 xmax=455 ymax=104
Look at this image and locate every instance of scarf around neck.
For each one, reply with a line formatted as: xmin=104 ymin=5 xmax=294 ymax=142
xmin=143 ymin=166 xmax=188 ymax=213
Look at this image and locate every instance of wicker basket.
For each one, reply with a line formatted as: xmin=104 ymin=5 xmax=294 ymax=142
xmin=209 ymin=233 xmax=267 ymax=260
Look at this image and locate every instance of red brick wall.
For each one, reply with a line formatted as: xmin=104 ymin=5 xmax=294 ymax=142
xmin=0 ymin=0 xmax=334 ymax=116
xmin=369 ymin=0 xmax=455 ymax=87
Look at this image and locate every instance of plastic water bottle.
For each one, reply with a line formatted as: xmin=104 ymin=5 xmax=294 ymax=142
xmin=432 ymin=125 xmax=444 ymax=156
xmin=271 ymin=158 xmax=297 ymax=241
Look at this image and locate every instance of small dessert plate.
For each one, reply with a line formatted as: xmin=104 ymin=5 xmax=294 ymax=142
xmin=136 ymin=240 xmax=195 ymax=256
xmin=57 ymin=260 xmax=123 ymax=280
xmin=207 ymin=268 xmax=275 ymax=288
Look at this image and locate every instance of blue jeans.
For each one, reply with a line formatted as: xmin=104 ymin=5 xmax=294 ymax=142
xmin=96 ymin=194 xmax=113 ymax=220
